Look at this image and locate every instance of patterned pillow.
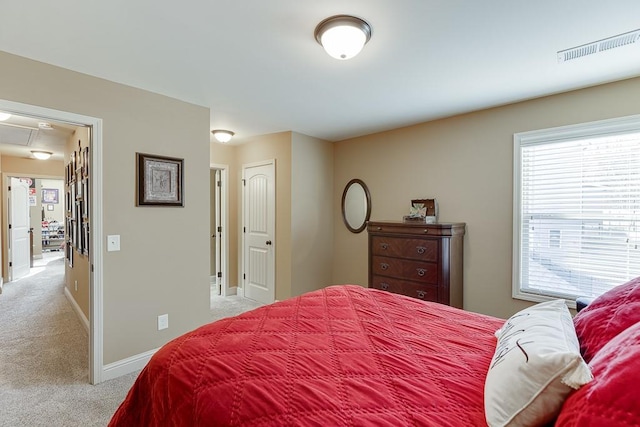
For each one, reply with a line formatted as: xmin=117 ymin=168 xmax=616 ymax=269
xmin=555 ymin=321 xmax=640 ymax=426
xmin=573 ymin=276 xmax=640 ymax=362
xmin=484 ymin=300 xmax=592 ymax=427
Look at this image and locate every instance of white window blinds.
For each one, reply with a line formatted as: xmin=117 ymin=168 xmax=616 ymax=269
xmin=514 ymin=117 xmax=640 ymax=302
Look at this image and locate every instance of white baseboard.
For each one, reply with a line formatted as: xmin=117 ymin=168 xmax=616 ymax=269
xmin=63 ymin=286 xmax=156 ymax=382
xmin=64 ymin=287 xmax=89 ymax=333
xmin=102 ymin=348 xmax=158 ymax=382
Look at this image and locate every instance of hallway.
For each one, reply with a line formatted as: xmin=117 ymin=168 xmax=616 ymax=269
xmin=0 ymin=252 xmax=131 ymax=425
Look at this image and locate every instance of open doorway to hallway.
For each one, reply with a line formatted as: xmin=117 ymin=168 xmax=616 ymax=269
xmin=0 ymin=106 xmax=94 ymax=384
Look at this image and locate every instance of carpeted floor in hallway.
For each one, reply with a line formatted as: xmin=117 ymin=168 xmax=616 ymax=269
xmin=0 ymin=252 xmax=137 ymax=426
xmin=1 ymin=252 xmax=265 ymax=426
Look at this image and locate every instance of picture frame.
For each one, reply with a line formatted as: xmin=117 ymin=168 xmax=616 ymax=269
xmin=42 ymin=188 xmax=59 ymax=204
xmin=136 ymin=153 xmax=184 ymax=207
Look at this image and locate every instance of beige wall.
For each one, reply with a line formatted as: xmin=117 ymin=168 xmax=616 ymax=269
xmin=291 ymin=132 xmax=334 ymax=296
xmin=235 ymin=132 xmax=293 ymax=300
xmin=0 ymin=51 xmax=211 ymax=364
xmin=0 ymin=155 xmax=64 ymax=282
xmin=332 ymin=76 xmax=640 ymax=319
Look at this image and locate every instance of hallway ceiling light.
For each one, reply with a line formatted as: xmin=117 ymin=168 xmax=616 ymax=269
xmin=211 ymin=129 xmax=235 ymax=143
xmin=0 ymin=112 xmax=11 ymax=121
xmin=31 ymin=150 xmax=53 ymax=160
xmin=314 ymin=15 xmax=372 ymax=60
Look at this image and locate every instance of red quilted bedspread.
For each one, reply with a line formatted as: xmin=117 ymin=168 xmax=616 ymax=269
xmin=109 ymin=285 xmax=503 ymax=426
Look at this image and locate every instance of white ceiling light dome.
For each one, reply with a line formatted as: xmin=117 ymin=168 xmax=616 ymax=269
xmin=0 ymin=112 xmax=12 ymax=121
xmin=314 ymin=15 xmax=372 ymax=60
xmin=211 ymin=129 xmax=235 ymax=143
xmin=31 ymin=150 xmax=53 ymax=160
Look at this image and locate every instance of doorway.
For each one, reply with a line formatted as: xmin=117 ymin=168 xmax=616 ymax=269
xmin=8 ymin=177 xmax=30 ymax=281
xmin=7 ymin=177 xmax=66 ymax=283
xmin=210 ymin=164 xmax=229 ymax=306
xmin=0 ymin=99 xmax=103 ymax=384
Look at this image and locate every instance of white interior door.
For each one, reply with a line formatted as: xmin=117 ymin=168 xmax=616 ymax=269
xmin=243 ymin=161 xmax=275 ymax=304
xmin=9 ymin=177 xmax=31 ymax=280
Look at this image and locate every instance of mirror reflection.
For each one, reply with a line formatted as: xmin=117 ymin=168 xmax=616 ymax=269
xmin=341 ymin=179 xmax=371 ymax=233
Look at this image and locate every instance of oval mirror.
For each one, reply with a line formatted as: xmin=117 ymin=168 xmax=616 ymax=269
xmin=341 ymin=179 xmax=371 ymax=233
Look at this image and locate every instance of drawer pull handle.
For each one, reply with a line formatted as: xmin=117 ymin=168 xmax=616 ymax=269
xmin=423 ymin=229 xmax=429 ymax=234
xmin=380 ymin=263 xmax=389 ymax=271
xmin=416 ymin=246 xmax=426 ymax=254
xmin=381 ymin=283 xmax=389 ymax=291
xmin=380 ymin=243 xmax=389 ymax=250
xmin=417 ymin=290 xmax=426 ymax=299
xmin=417 ymin=268 xmax=426 ymax=277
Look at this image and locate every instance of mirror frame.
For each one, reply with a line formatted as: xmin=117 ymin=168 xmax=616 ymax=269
xmin=341 ymin=178 xmax=372 ymax=233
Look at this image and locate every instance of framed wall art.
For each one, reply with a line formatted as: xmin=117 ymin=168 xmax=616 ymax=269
xmin=136 ymin=153 xmax=184 ymax=207
xmin=42 ymin=188 xmax=59 ymax=204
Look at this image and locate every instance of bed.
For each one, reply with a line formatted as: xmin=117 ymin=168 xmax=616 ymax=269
xmin=109 ymin=281 xmax=640 ymax=427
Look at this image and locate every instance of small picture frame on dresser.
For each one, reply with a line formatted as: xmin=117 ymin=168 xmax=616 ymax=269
xmin=403 ymin=198 xmax=438 ymax=223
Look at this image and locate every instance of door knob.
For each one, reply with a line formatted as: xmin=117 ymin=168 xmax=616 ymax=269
xmin=266 ymin=240 xmax=272 ymax=245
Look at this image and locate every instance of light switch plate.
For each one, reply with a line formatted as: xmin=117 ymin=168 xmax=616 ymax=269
xmin=107 ymin=235 xmax=120 ymax=252
xmin=158 ymin=314 xmax=169 ymax=330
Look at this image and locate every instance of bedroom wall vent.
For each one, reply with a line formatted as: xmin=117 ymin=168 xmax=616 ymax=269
xmin=557 ymin=28 xmax=640 ymax=63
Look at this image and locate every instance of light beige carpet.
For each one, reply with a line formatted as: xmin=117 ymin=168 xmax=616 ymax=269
xmin=0 ymin=253 xmax=262 ymax=426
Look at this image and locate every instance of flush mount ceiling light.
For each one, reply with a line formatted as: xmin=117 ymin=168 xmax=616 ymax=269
xmin=0 ymin=112 xmax=11 ymax=121
xmin=211 ymin=129 xmax=235 ymax=143
xmin=314 ymin=15 xmax=372 ymax=60
xmin=31 ymin=150 xmax=53 ymax=160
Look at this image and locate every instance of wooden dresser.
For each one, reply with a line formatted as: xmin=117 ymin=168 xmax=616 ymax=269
xmin=367 ymin=221 xmax=465 ymax=308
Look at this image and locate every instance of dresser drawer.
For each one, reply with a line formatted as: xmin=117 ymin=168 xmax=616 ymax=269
xmin=371 ymin=276 xmax=438 ymax=303
xmin=372 ymin=256 xmax=438 ymax=284
xmin=402 ymin=282 xmax=438 ymax=302
xmin=371 ymin=276 xmax=404 ymax=294
xmin=371 ymin=236 xmax=438 ymax=262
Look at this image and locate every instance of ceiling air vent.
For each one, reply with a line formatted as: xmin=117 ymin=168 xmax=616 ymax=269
xmin=0 ymin=123 xmax=38 ymax=146
xmin=558 ymin=28 xmax=640 ymax=63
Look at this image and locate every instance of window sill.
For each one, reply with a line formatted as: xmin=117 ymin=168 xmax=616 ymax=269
xmin=512 ymin=290 xmax=577 ymax=310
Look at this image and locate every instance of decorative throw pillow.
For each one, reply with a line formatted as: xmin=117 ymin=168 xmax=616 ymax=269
xmin=572 ymin=276 xmax=640 ymax=363
xmin=484 ymin=300 xmax=593 ymax=427
xmin=555 ymin=321 xmax=640 ymax=426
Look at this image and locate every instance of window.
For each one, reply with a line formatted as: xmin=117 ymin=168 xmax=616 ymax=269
xmin=513 ymin=115 xmax=640 ymax=305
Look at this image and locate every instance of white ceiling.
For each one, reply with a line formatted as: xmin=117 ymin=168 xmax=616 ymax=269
xmin=1 ymin=1 xmax=639 ymax=146
xmin=0 ymin=116 xmax=74 ymax=161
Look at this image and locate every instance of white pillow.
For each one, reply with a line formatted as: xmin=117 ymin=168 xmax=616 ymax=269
xmin=484 ymin=299 xmax=592 ymax=427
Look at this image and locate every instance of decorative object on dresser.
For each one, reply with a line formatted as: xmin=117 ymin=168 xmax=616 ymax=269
xmin=367 ymin=220 xmax=465 ymax=307
xmin=403 ymin=198 xmax=438 ymax=223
